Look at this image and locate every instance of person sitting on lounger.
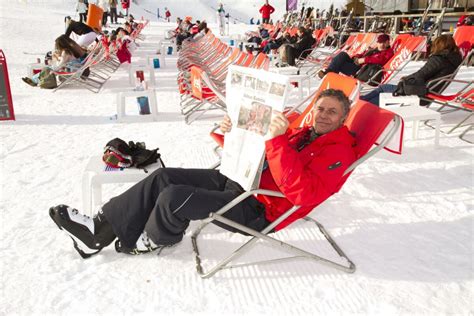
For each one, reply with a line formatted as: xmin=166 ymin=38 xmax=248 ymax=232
xmin=64 ymin=16 xmax=98 ymax=47
xmin=318 ymin=33 xmax=393 ymax=79
xmin=49 ymin=89 xmax=357 ymax=258
xmin=360 ymin=34 xmax=462 ymax=106
xmin=22 ymin=35 xmax=88 ymax=87
xmin=278 ymin=26 xmax=315 ymax=66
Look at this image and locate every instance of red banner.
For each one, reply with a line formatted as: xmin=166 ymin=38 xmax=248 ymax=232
xmin=0 ymin=50 xmax=15 ymax=121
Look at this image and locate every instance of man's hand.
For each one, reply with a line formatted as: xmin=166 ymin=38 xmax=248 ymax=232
xmin=219 ymin=115 xmax=232 ymax=133
xmin=268 ymin=112 xmax=289 ymax=139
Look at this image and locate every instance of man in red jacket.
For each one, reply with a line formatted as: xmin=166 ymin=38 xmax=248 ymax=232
xmin=259 ymin=0 xmax=275 ymax=24
xmin=121 ymin=0 xmax=130 ymax=17
xmin=49 ymin=89 xmax=357 ymax=258
xmin=318 ymin=34 xmax=394 ymax=79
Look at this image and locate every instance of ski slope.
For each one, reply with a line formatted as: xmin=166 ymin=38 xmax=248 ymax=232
xmin=0 ymin=1 xmax=472 ymax=315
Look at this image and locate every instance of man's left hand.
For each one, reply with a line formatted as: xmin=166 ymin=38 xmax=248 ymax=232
xmin=268 ymin=112 xmax=289 ymax=139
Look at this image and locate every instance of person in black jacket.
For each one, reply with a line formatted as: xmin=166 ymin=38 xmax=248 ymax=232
xmin=278 ymin=27 xmax=315 ymax=66
xmin=360 ymin=34 xmax=463 ymax=106
xmin=64 ymin=17 xmax=98 ymax=47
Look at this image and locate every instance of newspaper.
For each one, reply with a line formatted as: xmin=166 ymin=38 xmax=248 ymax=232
xmin=220 ymin=65 xmax=290 ymax=191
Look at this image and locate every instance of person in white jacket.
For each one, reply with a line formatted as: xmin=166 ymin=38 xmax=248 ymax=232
xmin=98 ymin=0 xmax=110 ymax=27
xmin=217 ymin=3 xmax=226 ymax=36
xmin=76 ymin=0 xmax=87 ymax=23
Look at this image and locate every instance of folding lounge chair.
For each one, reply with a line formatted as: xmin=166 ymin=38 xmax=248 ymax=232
xmin=53 ymin=44 xmax=105 ymax=93
xmin=361 ymin=35 xmax=427 ymax=90
xmin=422 ymin=76 xmax=474 ymax=142
xmin=296 ymin=33 xmax=358 ymax=73
xmin=417 ymin=26 xmax=474 ymax=141
xmin=304 ymin=33 xmax=378 ymax=77
xmin=180 ymin=50 xmax=251 ymax=115
xmin=183 ymin=53 xmax=269 ymax=124
xmin=192 ymin=100 xmax=403 ymax=278
xmin=294 ymin=26 xmax=336 ymax=70
xmin=452 ymin=25 xmax=474 ymax=65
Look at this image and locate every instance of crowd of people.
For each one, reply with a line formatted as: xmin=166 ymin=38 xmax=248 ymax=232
xmin=75 ymin=0 xmax=130 ymax=27
xmin=167 ymin=17 xmax=210 ymax=51
xmin=22 ymin=10 xmax=144 ymax=88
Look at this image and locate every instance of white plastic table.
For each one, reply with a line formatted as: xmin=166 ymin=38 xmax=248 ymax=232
xmin=379 ymin=93 xmax=419 ymax=108
xmin=146 ymin=54 xmax=166 ymax=68
xmin=128 ymin=63 xmax=156 ymax=86
xmin=116 ymin=89 xmax=158 ymax=122
xmin=389 ymin=106 xmax=441 ymax=146
xmin=82 ymin=156 xmax=163 ymax=215
xmin=379 ymin=93 xmax=440 ymax=146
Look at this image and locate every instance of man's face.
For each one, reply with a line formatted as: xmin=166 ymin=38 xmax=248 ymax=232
xmin=312 ymin=96 xmax=346 ymax=134
xmin=376 ymin=41 xmax=388 ymax=50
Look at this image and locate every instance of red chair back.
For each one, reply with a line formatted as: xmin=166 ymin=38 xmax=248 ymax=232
xmin=344 ymin=100 xmax=398 ymax=159
xmin=381 ymin=35 xmax=426 ymax=83
xmin=453 ymin=25 xmax=474 ymax=59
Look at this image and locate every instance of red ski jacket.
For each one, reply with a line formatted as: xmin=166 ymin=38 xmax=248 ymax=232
xmin=355 ymin=47 xmax=394 ymax=66
xmin=259 ymin=4 xmax=275 ymax=19
xmin=257 ymin=126 xmax=357 ymax=230
xmin=121 ymin=0 xmax=129 ymax=9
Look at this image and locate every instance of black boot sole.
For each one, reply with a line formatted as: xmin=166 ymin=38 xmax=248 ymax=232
xmin=49 ymin=206 xmax=102 ymax=259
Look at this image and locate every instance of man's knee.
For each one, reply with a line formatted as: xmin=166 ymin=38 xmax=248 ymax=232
xmin=156 ymin=184 xmax=195 ymax=216
xmin=148 ymin=167 xmax=175 ymax=183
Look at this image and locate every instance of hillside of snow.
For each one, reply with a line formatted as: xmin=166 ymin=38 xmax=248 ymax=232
xmin=0 ymin=1 xmax=473 ymax=315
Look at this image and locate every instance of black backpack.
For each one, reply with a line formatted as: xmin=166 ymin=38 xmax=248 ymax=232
xmin=103 ymin=138 xmax=165 ymax=172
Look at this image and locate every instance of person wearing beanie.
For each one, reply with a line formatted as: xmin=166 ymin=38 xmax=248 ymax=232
xmin=318 ymin=33 xmax=394 ymax=78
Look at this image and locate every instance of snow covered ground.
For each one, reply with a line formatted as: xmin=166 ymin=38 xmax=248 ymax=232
xmin=1 ymin=1 xmax=473 ymax=315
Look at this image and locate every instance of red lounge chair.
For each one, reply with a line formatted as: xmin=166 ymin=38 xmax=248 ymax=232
xmin=192 ymin=100 xmax=403 ymax=278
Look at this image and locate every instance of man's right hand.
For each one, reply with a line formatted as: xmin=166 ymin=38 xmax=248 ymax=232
xmin=219 ymin=115 xmax=232 ymax=133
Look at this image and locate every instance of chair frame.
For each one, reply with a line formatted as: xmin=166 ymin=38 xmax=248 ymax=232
xmin=191 ymin=111 xmax=402 ymax=279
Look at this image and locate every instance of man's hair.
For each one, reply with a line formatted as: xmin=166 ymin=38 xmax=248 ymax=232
xmin=315 ymin=89 xmax=351 ymax=116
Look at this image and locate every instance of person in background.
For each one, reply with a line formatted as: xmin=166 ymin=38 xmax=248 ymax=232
xmin=259 ymin=0 xmax=275 ymax=24
xmin=217 ymin=3 xmax=226 ymax=36
xmin=262 ymin=28 xmax=294 ymax=54
xmin=279 ymin=26 xmax=315 ymax=66
xmin=109 ymin=0 xmax=118 ymax=24
xmin=64 ymin=16 xmax=98 ymax=47
xmin=165 ymin=7 xmax=171 ymax=23
xmin=360 ymin=34 xmax=462 ymax=106
xmin=98 ymin=0 xmax=110 ymax=27
xmin=190 ymin=20 xmax=201 ymax=37
xmin=176 ymin=18 xmax=194 ymax=50
xmin=76 ymin=0 xmax=87 ymax=23
xmin=121 ymin=0 xmax=130 ymax=17
xmin=22 ymin=35 xmax=88 ymax=87
xmin=318 ymin=33 xmax=393 ymax=79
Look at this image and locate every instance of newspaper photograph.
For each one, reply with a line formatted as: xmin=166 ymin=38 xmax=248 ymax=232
xmin=220 ymin=65 xmax=290 ymax=191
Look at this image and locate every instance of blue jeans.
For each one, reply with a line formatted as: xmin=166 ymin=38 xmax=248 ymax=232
xmin=360 ymin=84 xmax=397 ymax=106
xmin=326 ymin=52 xmax=361 ymax=76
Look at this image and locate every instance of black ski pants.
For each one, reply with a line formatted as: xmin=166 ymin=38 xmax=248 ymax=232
xmin=102 ymin=11 xmax=108 ymax=27
xmin=79 ymin=13 xmax=87 ymax=23
xmin=109 ymin=8 xmax=118 ymax=24
xmin=326 ymin=51 xmax=361 ymax=76
xmin=102 ymin=168 xmax=270 ymax=248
